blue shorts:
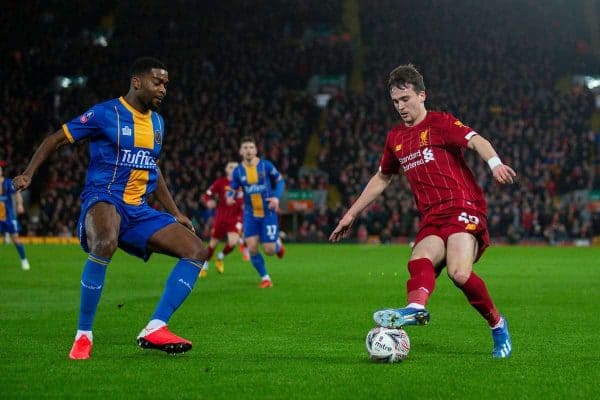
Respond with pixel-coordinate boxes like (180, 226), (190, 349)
(78, 191), (177, 261)
(243, 212), (279, 243)
(0, 219), (19, 234)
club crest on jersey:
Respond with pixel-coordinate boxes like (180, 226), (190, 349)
(419, 129), (430, 147)
(154, 130), (162, 144)
(121, 126), (132, 136)
(79, 110), (94, 124)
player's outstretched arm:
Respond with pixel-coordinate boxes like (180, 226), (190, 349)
(13, 129), (70, 191)
(15, 191), (25, 214)
(201, 189), (217, 209)
(329, 171), (392, 242)
(155, 167), (194, 232)
(467, 135), (516, 184)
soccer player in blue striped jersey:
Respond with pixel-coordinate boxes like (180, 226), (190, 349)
(227, 137), (285, 288)
(13, 57), (208, 359)
(0, 162), (30, 271)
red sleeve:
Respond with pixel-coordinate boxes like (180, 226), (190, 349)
(442, 113), (477, 148)
(379, 130), (400, 175)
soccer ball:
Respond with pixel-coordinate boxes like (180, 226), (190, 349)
(365, 326), (410, 363)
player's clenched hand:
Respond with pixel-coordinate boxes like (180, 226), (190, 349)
(267, 197), (279, 211)
(492, 164), (516, 184)
(175, 213), (195, 233)
(205, 199), (217, 209)
(225, 196), (235, 206)
(12, 174), (32, 191)
(329, 213), (355, 242)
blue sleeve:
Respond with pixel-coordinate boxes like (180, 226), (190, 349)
(266, 161), (282, 182)
(5, 179), (16, 195)
(228, 168), (240, 197)
(267, 161), (284, 198)
(152, 112), (165, 148)
(63, 104), (103, 143)
(273, 176), (285, 199)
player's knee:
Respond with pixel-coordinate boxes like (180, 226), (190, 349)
(183, 241), (208, 261)
(246, 243), (259, 255)
(89, 237), (118, 258)
(447, 268), (471, 286)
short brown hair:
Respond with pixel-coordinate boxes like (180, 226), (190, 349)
(240, 136), (256, 146)
(388, 64), (426, 93)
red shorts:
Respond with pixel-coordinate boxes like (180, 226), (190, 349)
(415, 207), (490, 265)
(211, 216), (242, 240)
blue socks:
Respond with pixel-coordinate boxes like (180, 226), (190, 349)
(15, 243), (26, 260)
(78, 254), (110, 330)
(250, 253), (268, 278)
(77, 256), (203, 332)
(151, 258), (202, 323)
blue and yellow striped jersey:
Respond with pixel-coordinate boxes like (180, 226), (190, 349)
(230, 159), (282, 218)
(0, 178), (16, 222)
(63, 97), (164, 206)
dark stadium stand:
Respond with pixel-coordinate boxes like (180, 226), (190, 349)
(1, 0), (598, 244)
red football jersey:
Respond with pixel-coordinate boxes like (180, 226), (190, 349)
(379, 111), (487, 216)
(202, 177), (243, 221)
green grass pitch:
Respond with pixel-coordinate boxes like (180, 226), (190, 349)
(0, 244), (598, 399)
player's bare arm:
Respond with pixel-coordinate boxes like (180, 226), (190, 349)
(202, 189), (217, 209)
(205, 198), (217, 209)
(13, 129), (70, 191)
(467, 134), (516, 184)
(15, 191), (25, 214)
(155, 167), (194, 232)
(329, 170), (393, 242)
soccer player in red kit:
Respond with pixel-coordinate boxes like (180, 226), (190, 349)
(330, 64), (515, 358)
(200, 161), (248, 277)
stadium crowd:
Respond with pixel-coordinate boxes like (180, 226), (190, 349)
(1, 0), (598, 244)
(313, 0), (599, 243)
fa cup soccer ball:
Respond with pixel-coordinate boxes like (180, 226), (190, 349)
(365, 326), (410, 363)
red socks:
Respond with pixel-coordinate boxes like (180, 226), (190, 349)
(205, 246), (215, 261)
(406, 258), (436, 306)
(458, 272), (501, 326)
(406, 259), (501, 327)
(222, 244), (234, 256)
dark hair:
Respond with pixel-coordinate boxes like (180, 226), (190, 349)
(130, 57), (167, 77)
(240, 136), (256, 146)
(388, 64), (426, 93)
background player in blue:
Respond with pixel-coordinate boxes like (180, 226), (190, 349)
(12, 57), (208, 360)
(227, 136), (285, 288)
(0, 162), (30, 271)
